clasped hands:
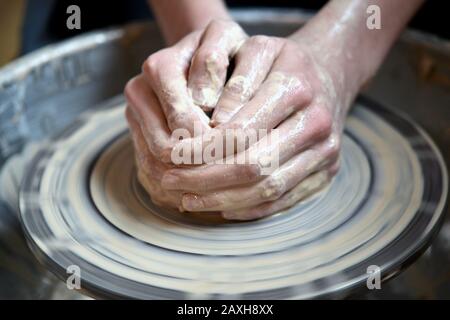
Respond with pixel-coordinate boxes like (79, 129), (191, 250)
(125, 19), (347, 220)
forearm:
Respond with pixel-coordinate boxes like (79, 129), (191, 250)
(148, 0), (231, 45)
(291, 0), (424, 107)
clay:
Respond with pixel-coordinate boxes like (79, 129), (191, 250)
(18, 99), (447, 298)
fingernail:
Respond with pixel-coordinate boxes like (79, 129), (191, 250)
(211, 109), (234, 126)
(182, 194), (203, 211)
(161, 173), (180, 189)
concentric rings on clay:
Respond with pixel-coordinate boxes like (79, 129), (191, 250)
(19, 97), (448, 299)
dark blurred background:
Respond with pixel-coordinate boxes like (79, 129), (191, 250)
(0, 0), (448, 66)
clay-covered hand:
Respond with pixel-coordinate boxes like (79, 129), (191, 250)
(161, 35), (355, 220)
(125, 75), (184, 210)
(139, 19), (247, 136)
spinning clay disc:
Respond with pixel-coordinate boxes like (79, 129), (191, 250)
(19, 97), (448, 299)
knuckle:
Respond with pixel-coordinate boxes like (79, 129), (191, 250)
(325, 134), (341, 159)
(302, 81), (314, 102)
(261, 177), (285, 201)
(310, 105), (333, 138)
(167, 110), (189, 129)
(208, 19), (240, 32)
(225, 75), (251, 98)
(240, 164), (261, 181)
(246, 35), (283, 51)
(207, 19), (227, 29)
(268, 72), (313, 106)
(135, 151), (151, 172)
(142, 49), (171, 79)
(292, 48), (310, 65)
(291, 79), (313, 103)
(124, 77), (138, 102)
(238, 36), (281, 60)
(329, 162), (340, 176)
(142, 54), (160, 79)
(124, 76), (145, 108)
(124, 106), (134, 123)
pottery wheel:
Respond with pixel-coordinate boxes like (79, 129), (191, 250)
(19, 97), (448, 299)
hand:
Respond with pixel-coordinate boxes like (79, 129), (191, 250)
(138, 19), (247, 136)
(161, 35), (353, 220)
(125, 76), (183, 210)
(125, 19), (247, 209)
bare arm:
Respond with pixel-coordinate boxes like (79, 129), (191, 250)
(148, 0), (231, 45)
(291, 0), (424, 110)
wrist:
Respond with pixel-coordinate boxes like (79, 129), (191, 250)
(289, 33), (361, 116)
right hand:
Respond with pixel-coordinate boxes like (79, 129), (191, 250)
(125, 76), (183, 210)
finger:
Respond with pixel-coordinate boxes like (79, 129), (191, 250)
(142, 32), (210, 134)
(214, 46), (316, 131)
(126, 106), (173, 179)
(136, 160), (185, 210)
(162, 104), (333, 191)
(211, 36), (284, 126)
(125, 76), (174, 161)
(162, 163), (261, 191)
(165, 68), (317, 166)
(127, 110), (184, 210)
(180, 139), (339, 212)
(137, 169), (183, 210)
(222, 167), (335, 220)
(187, 20), (247, 110)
